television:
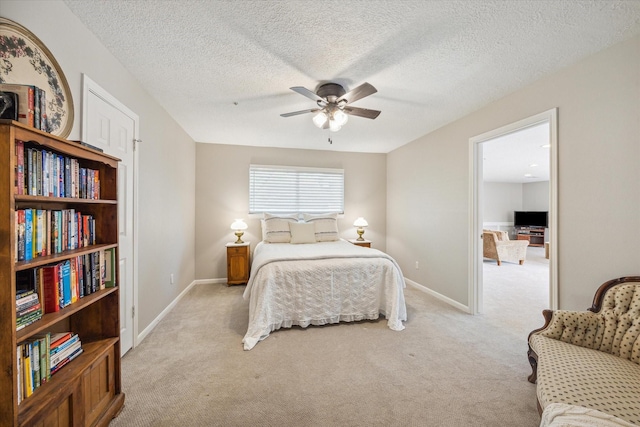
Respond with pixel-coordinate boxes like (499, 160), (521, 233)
(514, 211), (548, 228)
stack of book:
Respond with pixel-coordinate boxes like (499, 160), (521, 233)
(49, 332), (83, 375)
(14, 140), (102, 198)
(16, 332), (83, 403)
(14, 207), (96, 262)
(16, 290), (43, 331)
(0, 83), (48, 132)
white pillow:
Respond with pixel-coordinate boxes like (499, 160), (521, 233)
(289, 222), (316, 244)
(302, 212), (339, 242)
(263, 213), (298, 243)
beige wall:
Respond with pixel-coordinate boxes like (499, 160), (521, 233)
(2, 0), (197, 332)
(388, 35), (640, 311)
(195, 144), (386, 280)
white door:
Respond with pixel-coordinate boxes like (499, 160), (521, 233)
(82, 75), (138, 355)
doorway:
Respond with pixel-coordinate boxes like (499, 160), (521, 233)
(469, 109), (558, 316)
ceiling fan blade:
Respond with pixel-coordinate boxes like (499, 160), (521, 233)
(280, 108), (320, 118)
(290, 86), (326, 104)
(343, 106), (381, 119)
(337, 82), (377, 105)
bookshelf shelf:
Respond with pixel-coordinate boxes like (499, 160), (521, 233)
(15, 195), (118, 204)
(15, 243), (118, 272)
(16, 288), (118, 342)
(0, 120), (124, 426)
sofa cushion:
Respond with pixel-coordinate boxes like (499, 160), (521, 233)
(530, 334), (640, 425)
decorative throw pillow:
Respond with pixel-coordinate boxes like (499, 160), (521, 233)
(302, 212), (339, 242)
(262, 213), (298, 243)
(289, 222), (316, 244)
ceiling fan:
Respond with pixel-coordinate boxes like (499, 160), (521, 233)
(280, 82), (381, 132)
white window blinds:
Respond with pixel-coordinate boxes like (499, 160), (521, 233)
(249, 164), (344, 214)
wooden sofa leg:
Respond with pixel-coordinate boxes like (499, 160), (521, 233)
(527, 348), (538, 384)
(497, 260), (501, 266)
(519, 260), (524, 265)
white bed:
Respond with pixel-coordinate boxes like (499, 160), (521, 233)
(242, 239), (407, 350)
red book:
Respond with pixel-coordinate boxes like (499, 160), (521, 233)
(41, 264), (60, 313)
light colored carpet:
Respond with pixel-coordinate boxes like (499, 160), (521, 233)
(110, 251), (548, 426)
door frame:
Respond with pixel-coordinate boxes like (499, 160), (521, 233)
(468, 108), (558, 314)
(81, 74), (140, 349)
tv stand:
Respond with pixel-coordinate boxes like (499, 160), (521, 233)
(516, 227), (545, 247)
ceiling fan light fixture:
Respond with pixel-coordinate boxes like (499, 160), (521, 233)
(329, 119), (342, 132)
(313, 111), (328, 128)
(332, 109), (348, 126)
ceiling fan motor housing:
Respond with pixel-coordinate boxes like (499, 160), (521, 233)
(316, 83), (346, 103)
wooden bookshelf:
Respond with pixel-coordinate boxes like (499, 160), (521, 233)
(0, 120), (124, 426)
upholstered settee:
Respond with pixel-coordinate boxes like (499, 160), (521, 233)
(482, 229), (529, 266)
(528, 276), (640, 426)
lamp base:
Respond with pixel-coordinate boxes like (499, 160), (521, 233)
(234, 231), (244, 244)
(356, 228), (365, 241)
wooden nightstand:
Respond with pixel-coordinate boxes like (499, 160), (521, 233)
(349, 239), (371, 248)
(226, 242), (250, 285)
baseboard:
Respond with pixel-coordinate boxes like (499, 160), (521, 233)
(404, 278), (471, 314)
(137, 278), (227, 344)
(193, 278), (227, 285)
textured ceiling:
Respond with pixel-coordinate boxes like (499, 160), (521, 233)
(63, 0), (640, 156)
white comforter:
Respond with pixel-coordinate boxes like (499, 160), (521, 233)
(242, 239), (407, 350)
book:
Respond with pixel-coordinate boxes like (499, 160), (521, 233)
(31, 340), (40, 390)
(104, 248), (117, 288)
(35, 149), (42, 196)
(99, 249), (106, 290)
(33, 86), (41, 130)
(24, 208), (33, 261)
(16, 346), (22, 404)
(16, 209), (25, 261)
(41, 264), (60, 313)
(60, 260), (72, 308)
(39, 89), (47, 132)
(22, 343), (32, 398)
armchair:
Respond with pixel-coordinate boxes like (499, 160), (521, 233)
(482, 229), (529, 266)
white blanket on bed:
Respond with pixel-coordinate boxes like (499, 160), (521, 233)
(242, 240), (407, 350)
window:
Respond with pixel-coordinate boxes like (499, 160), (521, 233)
(249, 164), (344, 214)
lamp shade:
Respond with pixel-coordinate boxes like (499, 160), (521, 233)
(230, 219), (248, 231)
(313, 111), (328, 128)
(333, 109), (348, 126)
(353, 217), (368, 227)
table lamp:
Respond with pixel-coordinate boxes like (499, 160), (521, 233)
(230, 219), (248, 244)
(353, 217), (368, 241)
